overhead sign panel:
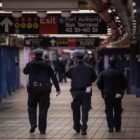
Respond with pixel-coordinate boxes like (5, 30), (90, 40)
(40, 16), (58, 34)
(58, 14), (107, 34)
(0, 14), (39, 34)
(0, 14), (107, 34)
(76, 38), (100, 48)
(24, 37), (100, 49)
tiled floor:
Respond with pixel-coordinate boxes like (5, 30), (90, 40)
(0, 83), (140, 140)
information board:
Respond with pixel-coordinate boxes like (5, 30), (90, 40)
(58, 14), (107, 34)
(24, 37), (100, 48)
(0, 14), (107, 34)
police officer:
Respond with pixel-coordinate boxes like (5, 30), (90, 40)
(96, 56), (127, 133)
(66, 50), (97, 135)
(23, 48), (60, 134)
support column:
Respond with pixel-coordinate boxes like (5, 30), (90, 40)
(130, 44), (136, 94)
(134, 42), (140, 97)
(0, 48), (2, 102)
(1, 48), (8, 98)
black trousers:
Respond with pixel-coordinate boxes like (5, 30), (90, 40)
(104, 97), (122, 129)
(28, 92), (50, 132)
(71, 90), (91, 132)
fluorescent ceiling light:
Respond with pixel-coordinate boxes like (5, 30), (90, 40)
(134, 9), (137, 13)
(22, 11), (36, 14)
(47, 11), (61, 14)
(108, 9), (112, 13)
(115, 16), (119, 20)
(48, 34), (108, 38)
(0, 11), (12, 13)
(47, 10), (96, 14)
(72, 10), (96, 13)
(133, 2), (136, 6)
(0, 2), (2, 7)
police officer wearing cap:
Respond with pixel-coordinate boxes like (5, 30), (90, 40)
(66, 50), (97, 135)
(96, 56), (127, 133)
(23, 48), (61, 134)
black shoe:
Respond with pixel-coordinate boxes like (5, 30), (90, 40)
(76, 129), (80, 133)
(108, 128), (113, 133)
(115, 128), (121, 132)
(81, 131), (87, 135)
(29, 125), (37, 133)
(40, 131), (46, 134)
(73, 127), (80, 133)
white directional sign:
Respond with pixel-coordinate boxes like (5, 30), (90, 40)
(0, 17), (13, 32)
(50, 38), (56, 46)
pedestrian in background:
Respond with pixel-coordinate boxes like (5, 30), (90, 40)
(52, 57), (64, 83)
(96, 56), (127, 133)
(23, 48), (61, 134)
(66, 50), (97, 135)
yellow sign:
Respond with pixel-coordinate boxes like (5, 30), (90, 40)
(15, 23), (20, 28)
(14, 22), (39, 29)
(27, 23), (32, 29)
(57, 39), (67, 45)
(20, 23), (26, 29)
(33, 23), (39, 29)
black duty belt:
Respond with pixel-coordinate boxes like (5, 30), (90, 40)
(73, 87), (86, 91)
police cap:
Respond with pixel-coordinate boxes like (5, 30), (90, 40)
(109, 56), (119, 66)
(74, 50), (85, 58)
(33, 48), (44, 58)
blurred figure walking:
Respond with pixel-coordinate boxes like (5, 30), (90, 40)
(66, 50), (97, 135)
(96, 56), (127, 133)
(23, 48), (60, 134)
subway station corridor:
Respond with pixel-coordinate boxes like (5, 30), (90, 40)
(0, 0), (140, 140)
(0, 83), (140, 140)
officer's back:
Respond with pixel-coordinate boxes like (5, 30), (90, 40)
(24, 60), (53, 85)
(67, 62), (96, 89)
(101, 67), (125, 92)
(66, 50), (97, 89)
(97, 56), (127, 96)
(23, 49), (59, 89)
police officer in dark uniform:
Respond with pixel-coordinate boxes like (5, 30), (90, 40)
(66, 50), (97, 135)
(96, 56), (127, 133)
(23, 48), (60, 134)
